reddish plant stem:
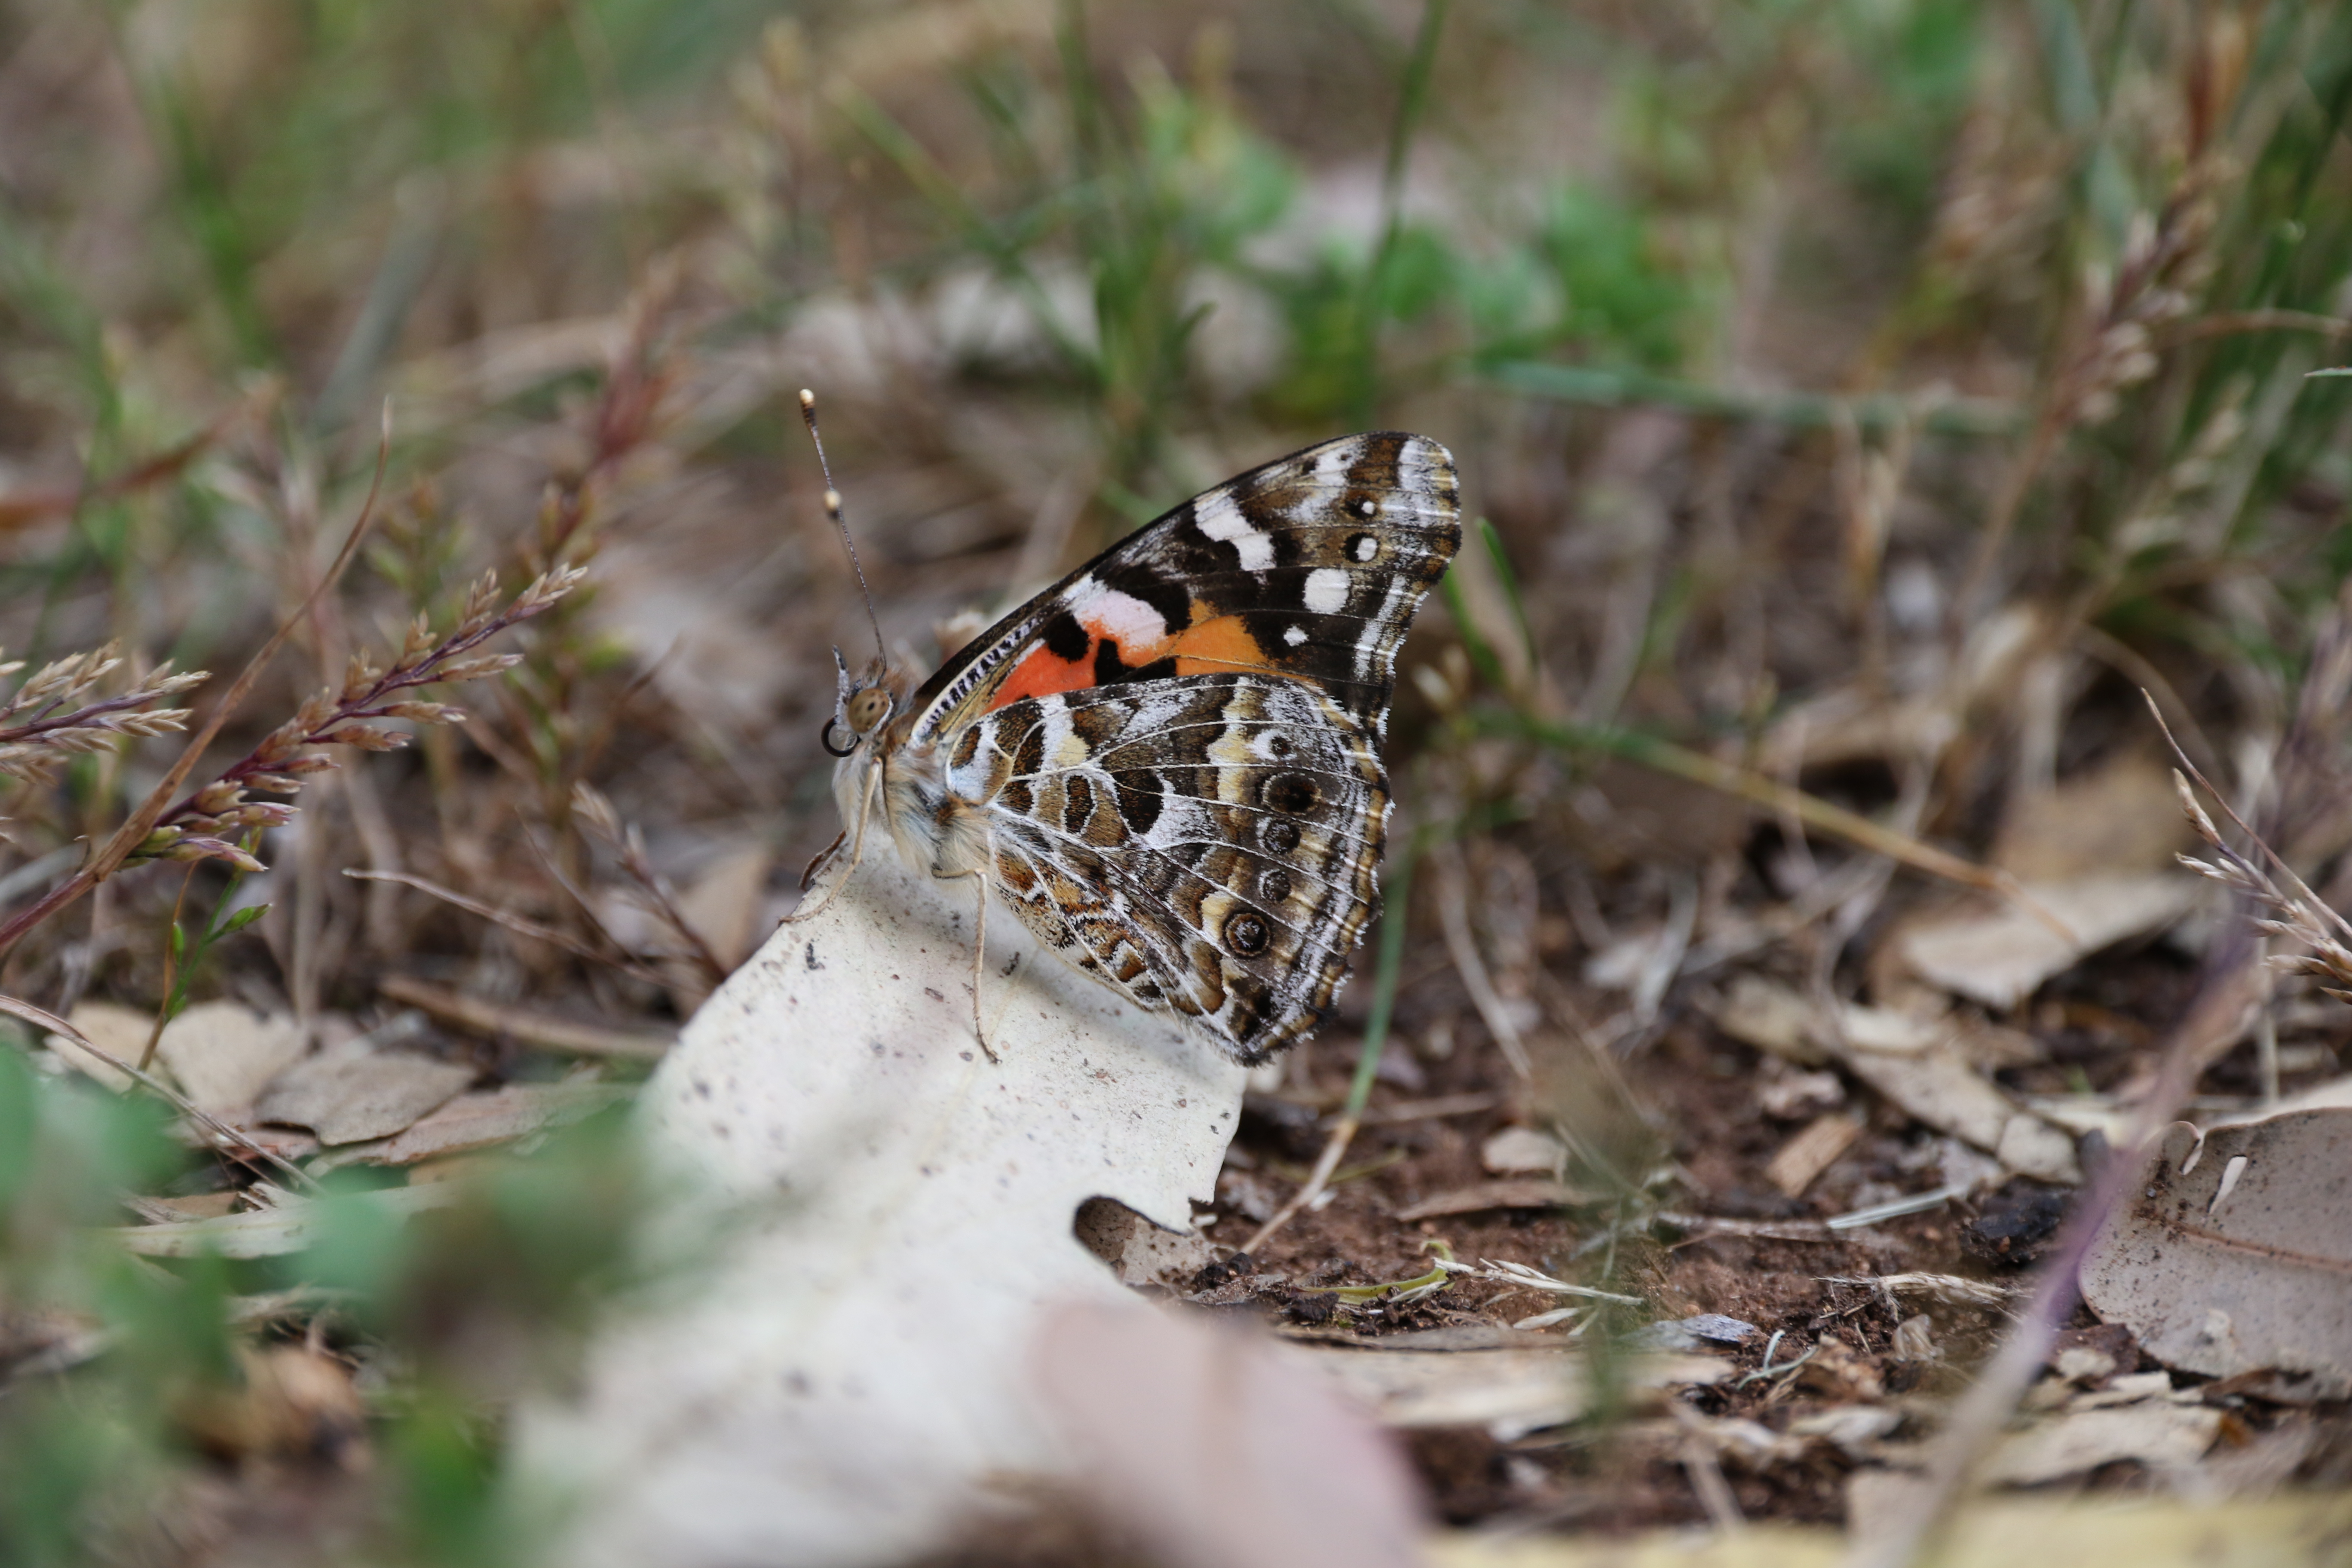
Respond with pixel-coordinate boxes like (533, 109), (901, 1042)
(0, 416), (392, 962)
(1841, 928), (2261, 1568)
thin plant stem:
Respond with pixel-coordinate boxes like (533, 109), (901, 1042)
(1350, 0), (1449, 428)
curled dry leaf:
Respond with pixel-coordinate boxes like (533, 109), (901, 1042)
(512, 852), (1246, 1568)
(2081, 1110), (2352, 1396)
(1895, 873), (2199, 1011)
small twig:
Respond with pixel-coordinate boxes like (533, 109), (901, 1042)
(377, 975), (671, 1059)
(0, 993), (321, 1192)
(1476, 710), (2073, 942)
(571, 783), (725, 982)
(343, 869), (671, 986)
(1429, 841), (1533, 1081)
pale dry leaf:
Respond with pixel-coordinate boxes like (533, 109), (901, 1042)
(1712, 978), (2078, 1183)
(253, 1048), (475, 1144)
(113, 1185), (460, 1259)
(676, 841), (775, 972)
(1831, 1482), (2352, 1568)
(1284, 1345), (1728, 1439)
(1896, 874), (2199, 1010)
(2081, 1112), (2352, 1396)
(1031, 1301), (1428, 1568)
(512, 851), (1247, 1568)
(1981, 1403), (2223, 1485)
(1709, 973), (1822, 1063)
(45, 1000), (151, 1091)
(1480, 1125), (1567, 1175)
(1836, 1044), (2080, 1184)
(153, 1001), (307, 1119)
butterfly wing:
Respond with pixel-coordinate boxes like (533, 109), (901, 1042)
(906, 432), (1460, 744)
(942, 675), (1388, 1064)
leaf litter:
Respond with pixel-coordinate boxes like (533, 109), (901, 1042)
(6, 5), (2352, 1563)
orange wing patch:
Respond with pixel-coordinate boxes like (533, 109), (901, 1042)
(992, 643), (1096, 709)
(1168, 616), (1276, 678)
(985, 591), (1295, 713)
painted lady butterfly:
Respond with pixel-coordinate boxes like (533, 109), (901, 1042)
(793, 429), (1461, 1065)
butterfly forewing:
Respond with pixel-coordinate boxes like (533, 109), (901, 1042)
(909, 432), (1459, 744)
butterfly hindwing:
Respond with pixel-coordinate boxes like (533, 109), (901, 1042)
(943, 676), (1387, 1064)
(908, 432), (1460, 744)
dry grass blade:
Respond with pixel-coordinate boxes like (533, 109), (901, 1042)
(346, 870), (670, 986)
(377, 975), (671, 1059)
(571, 782), (726, 981)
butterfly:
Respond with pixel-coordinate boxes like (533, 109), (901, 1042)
(790, 429), (1461, 1066)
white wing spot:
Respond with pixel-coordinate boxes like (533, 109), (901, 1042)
(1303, 568), (1350, 615)
(1283, 625), (1308, 646)
(1351, 534), (1379, 562)
(1071, 582), (1169, 650)
(1194, 494), (1274, 572)
(1354, 498), (1377, 517)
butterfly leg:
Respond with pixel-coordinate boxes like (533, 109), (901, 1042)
(778, 766), (877, 927)
(932, 828), (1000, 1064)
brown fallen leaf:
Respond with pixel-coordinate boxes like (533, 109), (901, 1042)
(343, 1081), (628, 1167)
(1993, 750), (2193, 882)
(176, 1344), (369, 1471)
(2081, 1112), (2352, 1397)
(253, 1047), (475, 1145)
(1393, 1179), (1586, 1222)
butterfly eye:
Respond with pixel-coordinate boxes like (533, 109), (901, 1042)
(847, 687), (894, 733)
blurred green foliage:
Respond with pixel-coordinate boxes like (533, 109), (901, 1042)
(0, 1038), (649, 1566)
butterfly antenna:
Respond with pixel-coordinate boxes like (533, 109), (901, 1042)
(799, 388), (888, 669)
